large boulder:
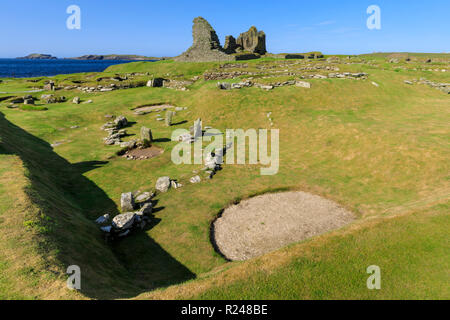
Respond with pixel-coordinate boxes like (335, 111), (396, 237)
(175, 17), (234, 62)
(112, 212), (136, 230)
(138, 203), (153, 216)
(114, 116), (128, 129)
(140, 126), (153, 146)
(236, 26), (266, 55)
(120, 192), (135, 212)
(156, 176), (171, 193)
(193, 118), (203, 140)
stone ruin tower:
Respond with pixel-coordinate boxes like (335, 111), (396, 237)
(225, 26), (267, 55)
(175, 17), (233, 62)
(175, 17), (267, 62)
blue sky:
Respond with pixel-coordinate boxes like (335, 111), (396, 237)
(1, 0), (449, 58)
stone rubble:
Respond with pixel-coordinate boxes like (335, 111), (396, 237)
(216, 73), (366, 91)
(101, 116), (129, 145)
(405, 78), (449, 94)
(99, 191), (155, 239)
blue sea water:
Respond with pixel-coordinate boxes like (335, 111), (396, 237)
(0, 59), (155, 78)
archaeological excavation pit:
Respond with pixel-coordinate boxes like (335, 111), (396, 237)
(212, 191), (355, 261)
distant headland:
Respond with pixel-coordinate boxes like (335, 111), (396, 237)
(16, 53), (58, 60)
(15, 53), (160, 61)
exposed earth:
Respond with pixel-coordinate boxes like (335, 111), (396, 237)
(213, 191), (355, 261)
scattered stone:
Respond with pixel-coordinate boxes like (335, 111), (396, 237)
(120, 192), (135, 212)
(140, 126), (153, 146)
(156, 176), (171, 193)
(95, 214), (110, 225)
(190, 175), (201, 184)
(205, 170), (215, 179)
(112, 212), (136, 230)
(135, 192), (153, 203)
(259, 85), (274, 91)
(295, 81), (311, 88)
(171, 180), (182, 189)
(217, 82), (232, 90)
(193, 118), (203, 141)
(72, 96), (80, 104)
(114, 116), (128, 128)
(120, 140), (137, 149)
(204, 152), (218, 170)
(138, 203), (153, 216)
(372, 81), (379, 87)
(165, 110), (174, 126)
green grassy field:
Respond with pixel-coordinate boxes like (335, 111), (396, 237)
(0, 54), (449, 299)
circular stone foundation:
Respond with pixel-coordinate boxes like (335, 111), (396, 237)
(212, 191), (355, 261)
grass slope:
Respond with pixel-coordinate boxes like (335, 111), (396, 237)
(0, 54), (448, 299)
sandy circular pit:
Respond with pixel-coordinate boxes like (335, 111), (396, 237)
(212, 191), (355, 261)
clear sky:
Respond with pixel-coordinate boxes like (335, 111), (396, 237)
(1, 0), (449, 58)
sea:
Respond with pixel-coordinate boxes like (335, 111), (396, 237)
(0, 59), (155, 78)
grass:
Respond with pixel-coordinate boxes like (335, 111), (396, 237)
(140, 202), (449, 300)
(0, 53), (449, 299)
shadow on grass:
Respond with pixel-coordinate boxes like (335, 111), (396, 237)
(171, 120), (188, 126)
(0, 112), (195, 299)
(153, 138), (171, 143)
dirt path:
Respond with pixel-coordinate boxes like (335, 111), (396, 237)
(213, 191), (355, 261)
